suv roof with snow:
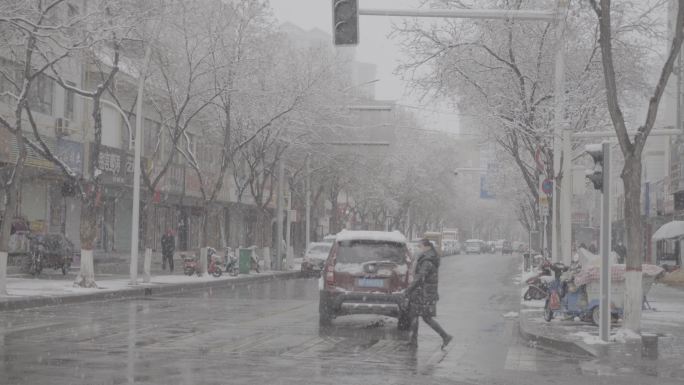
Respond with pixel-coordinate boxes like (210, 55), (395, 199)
(334, 230), (407, 244)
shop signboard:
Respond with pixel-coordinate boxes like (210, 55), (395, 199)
(3, 132), (83, 174)
(93, 143), (139, 186)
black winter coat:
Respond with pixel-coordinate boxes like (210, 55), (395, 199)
(407, 248), (440, 317)
(161, 234), (175, 256)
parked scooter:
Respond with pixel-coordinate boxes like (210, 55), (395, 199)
(182, 247), (223, 277)
(523, 259), (552, 301)
(205, 247), (223, 278)
(224, 247), (239, 276)
(544, 262), (568, 321)
(183, 254), (199, 276)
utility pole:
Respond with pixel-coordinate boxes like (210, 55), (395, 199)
(305, 155), (311, 247)
(551, 0), (568, 263)
(600, 142), (612, 341)
(129, 37), (153, 285)
(129, 5), (164, 285)
(275, 160), (285, 270)
(561, 129), (572, 264)
(286, 209), (292, 269)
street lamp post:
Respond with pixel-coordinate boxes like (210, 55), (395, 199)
(129, 41), (154, 285)
(305, 155), (310, 248)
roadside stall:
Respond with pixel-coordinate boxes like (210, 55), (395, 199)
(543, 247), (663, 325)
(652, 221), (684, 266)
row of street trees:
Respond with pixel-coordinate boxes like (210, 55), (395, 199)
(394, 0), (683, 332)
(0, 0), (352, 289)
(0, 0), (468, 292)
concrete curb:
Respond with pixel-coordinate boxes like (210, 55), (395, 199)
(518, 309), (598, 357)
(0, 271), (306, 312)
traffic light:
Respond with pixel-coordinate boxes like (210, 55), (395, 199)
(333, 0), (358, 45)
(585, 143), (604, 192)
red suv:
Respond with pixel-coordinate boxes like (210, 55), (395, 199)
(318, 230), (413, 329)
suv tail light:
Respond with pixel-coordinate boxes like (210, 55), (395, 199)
(405, 252), (412, 284)
(325, 246), (337, 287)
(325, 263), (335, 286)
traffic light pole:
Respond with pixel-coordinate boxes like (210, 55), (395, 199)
(600, 142), (611, 341)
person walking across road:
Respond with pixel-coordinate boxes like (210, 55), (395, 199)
(406, 238), (453, 349)
(161, 229), (176, 273)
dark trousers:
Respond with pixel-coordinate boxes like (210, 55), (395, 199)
(409, 314), (449, 345)
(162, 253), (174, 272)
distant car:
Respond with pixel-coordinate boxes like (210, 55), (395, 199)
(494, 240), (505, 253)
(502, 240), (513, 254)
(319, 230), (413, 329)
(300, 242), (332, 274)
(465, 239), (483, 254)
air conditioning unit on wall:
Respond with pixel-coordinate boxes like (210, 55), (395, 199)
(55, 117), (77, 137)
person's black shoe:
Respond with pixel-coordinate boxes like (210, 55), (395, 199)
(441, 335), (453, 350)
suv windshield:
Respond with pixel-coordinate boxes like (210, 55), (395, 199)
(336, 240), (406, 264)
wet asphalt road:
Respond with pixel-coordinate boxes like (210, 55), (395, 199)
(0, 253), (679, 385)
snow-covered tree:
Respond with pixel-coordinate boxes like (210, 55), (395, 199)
(393, 0), (648, 246)
(589, 0), (684, 332)
(1, 0), (140, 288)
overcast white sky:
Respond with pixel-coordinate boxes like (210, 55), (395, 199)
(268, 0), (461, 135)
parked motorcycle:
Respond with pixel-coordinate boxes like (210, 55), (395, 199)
(207, 248), (223, 278)
(27, 242), (44, 277)
(225, 248), (239, 277)
(182, 248), (223, 278)
(183, 254), (199, 276)
(543, 262), (571, 322)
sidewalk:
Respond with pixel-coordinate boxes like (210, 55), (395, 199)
(0, 269), (304, 312)
(518, 273), (684, 378)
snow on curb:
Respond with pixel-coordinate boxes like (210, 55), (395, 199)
(0, 271), (304, 311)
(572, 328), (641, 345)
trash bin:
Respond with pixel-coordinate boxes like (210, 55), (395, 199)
(239, 248), (252, 274)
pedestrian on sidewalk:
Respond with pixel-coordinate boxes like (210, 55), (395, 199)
(161, 229), (175, 273)
(406, 238), (453, 349)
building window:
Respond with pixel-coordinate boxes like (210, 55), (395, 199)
(28, 72), (54, 115)
(64, 81), (75, 120)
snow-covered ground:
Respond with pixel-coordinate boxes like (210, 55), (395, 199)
(0, 270), (279, 299)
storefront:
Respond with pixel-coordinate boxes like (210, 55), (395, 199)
(93, 143), (143, 253)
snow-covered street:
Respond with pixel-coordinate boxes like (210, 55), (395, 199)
(0, 253), (681, 385)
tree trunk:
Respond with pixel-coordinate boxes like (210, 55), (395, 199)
(255, 209), (271, 248)
(200, 205), (208, 248)
(0, 122), (28, 295)
(622, 154), (643, 332)
(75, 183), (98, 288)
(0, 166), (22, 295)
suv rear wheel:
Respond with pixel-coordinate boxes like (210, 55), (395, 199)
(319, 296), (333, 326)
(397, 311), (412, 330)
